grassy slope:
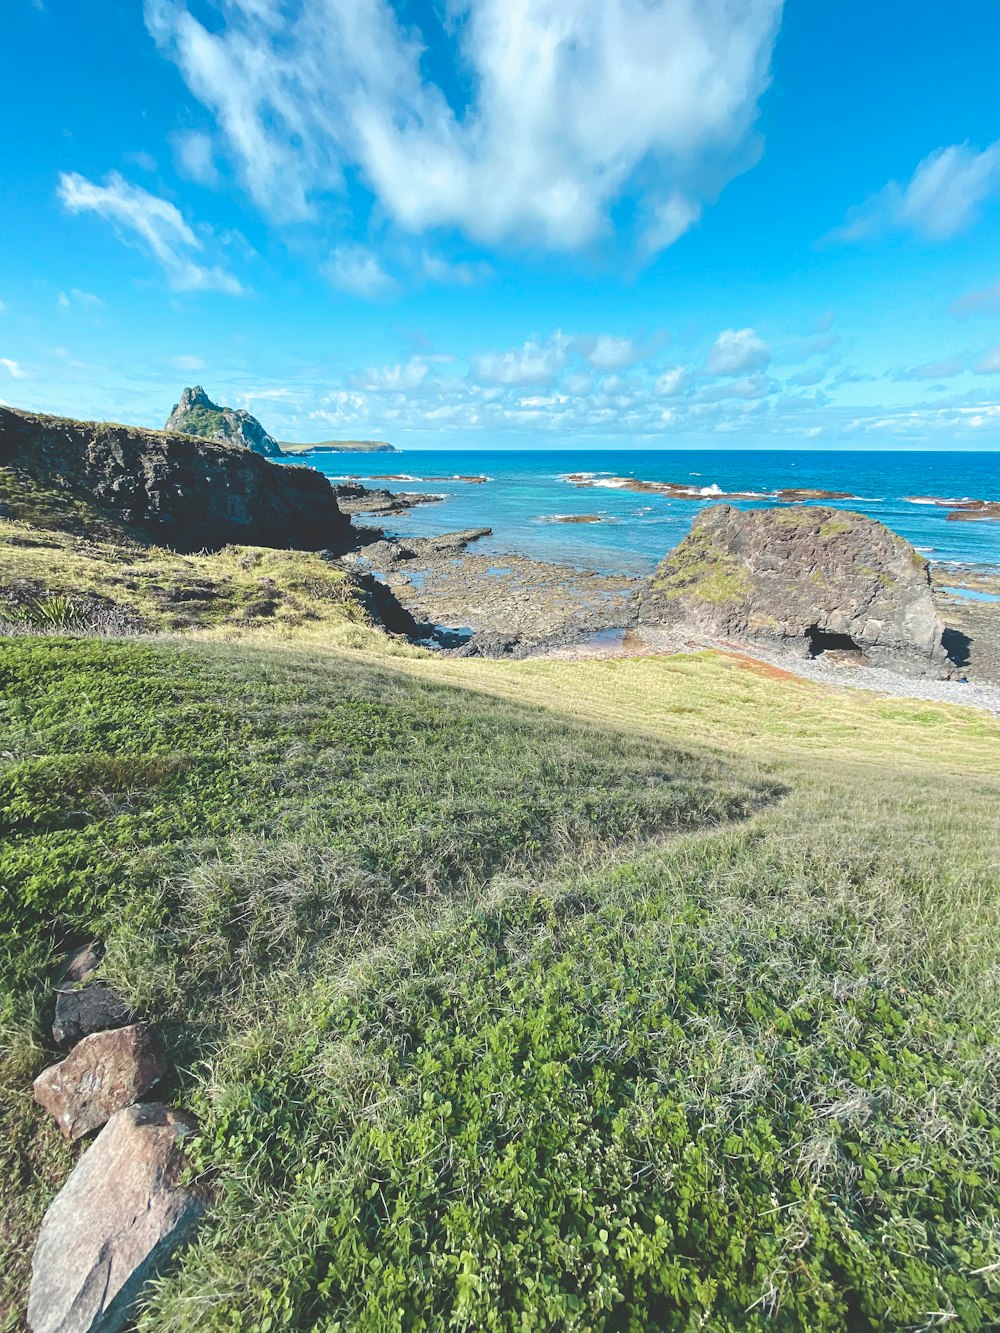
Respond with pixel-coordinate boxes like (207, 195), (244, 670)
(1, 628), (998, 1330)
(0, 517), (389, 642)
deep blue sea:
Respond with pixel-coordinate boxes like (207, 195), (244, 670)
(287, 450), (1000, 576)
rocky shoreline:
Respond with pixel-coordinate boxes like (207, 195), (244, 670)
(344, 480), (1000, 699)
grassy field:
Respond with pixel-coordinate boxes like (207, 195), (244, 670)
(1, 629), (998, 1331)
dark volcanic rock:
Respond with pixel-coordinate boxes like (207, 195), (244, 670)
(27, 1103), (204, 1333)
(639, 505), (947, 676)
(33, 1023), (167, 1140)
(165, 385), (282, 457)
(0, 405), (351, 552)
(452, 631), (528, 658)
(52, 982), (133, 1049)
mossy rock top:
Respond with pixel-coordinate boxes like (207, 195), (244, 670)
(640, 504), (946, 675)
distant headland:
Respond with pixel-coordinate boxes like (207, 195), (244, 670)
(279, 439), (397, 455)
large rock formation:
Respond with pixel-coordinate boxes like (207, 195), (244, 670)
(165, 385), (282, 457)
(0, 404), (351, 552)
(27, 1103), (204, 1333)
(640, 505), (948, 675)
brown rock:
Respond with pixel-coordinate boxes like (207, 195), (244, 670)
(33, 1024), (166, 1140)
(26, 1103), (204, 1333)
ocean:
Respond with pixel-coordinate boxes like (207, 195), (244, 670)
(284, 449), (1000, 576)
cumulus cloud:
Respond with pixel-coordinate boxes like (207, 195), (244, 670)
(324, 244), (397, 299)
(357, 357), (429, 391)
(0, 358), (26, 379)
(57, 171), (245, 294)
(144, 0), (783, 254)
(706, 327), (771, 375)
(655, 366), (687, 396)
(831, 140), (1000, 243)
(472, 333), (571, 386)
(172, 130), (219, 186)
(575, 335), (642, 372)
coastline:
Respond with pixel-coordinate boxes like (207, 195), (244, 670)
(343, 476), (1000, 713)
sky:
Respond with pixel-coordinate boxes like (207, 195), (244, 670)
(2, 1), (1000, 451)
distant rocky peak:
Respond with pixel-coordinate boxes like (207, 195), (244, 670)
(173, 385), (215, 413)
(164, 386), (282, 458)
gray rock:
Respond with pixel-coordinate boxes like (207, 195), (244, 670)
(34, 1024), (167, 1140)
(27, 1103), (204, 1333)
(639, 505), (948, 676)
(57, 943), (101, 986)
(164, 385), (282, 457)
(0, 404), (350, 553)
(52, 983), (133, 1049)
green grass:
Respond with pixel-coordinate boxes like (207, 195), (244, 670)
(1, 636), (998, 1330)
(0, 517), (385, 639)
(650, 526), (750, 605)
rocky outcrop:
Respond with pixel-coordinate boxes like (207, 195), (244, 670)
(165, 385), (282, 457)
(33, 1024), (167, 1140)
(0, 405), (351, 552)
(27, 1103), (204, 1333)
(640, 505), (948, 675)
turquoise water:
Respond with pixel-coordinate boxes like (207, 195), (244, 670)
(941, 587), (1000, 603)
(284, 449), (1000, 576)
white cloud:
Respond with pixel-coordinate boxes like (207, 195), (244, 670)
(125, 149), (158, 172)
(172, 130), (219, 186)
(357, 357), (428, 391)
(974, 344), (1000, 375)
(644, 193), (702, 254)
(953, 280), (1000, 316)
(706, 327), (771, 375)
(0, 299), (6, 313)
(655, 366), (687, 396)
(697, 372), (774, 402)
(894, 357), (964, 381)
(576, 334), (640, 372)
(420, 252), (491, 286)
(325, 244), (397, 299)
(145, 0), (783, 254)
(786, 367), (825, 387)
(832, 140), (1000, 243)
(0, 358), (26, 379)
(472, 333), (571, 386)
(168, 354), (206, 371)
(57, 171), (245, 294)
(58, 288), (104, 309)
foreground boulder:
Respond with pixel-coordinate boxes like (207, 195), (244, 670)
(0, 404), (351, 551)
(34, 1024), (166, 1140)
(640, 505), (947, 675)
(27, 1103), (204, 1333)
(165, 384), (282, 457)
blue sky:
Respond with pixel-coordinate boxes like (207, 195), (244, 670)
(2, 0), (1000, 450)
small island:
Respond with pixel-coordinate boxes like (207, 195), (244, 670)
(279, 439), (397, 455)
